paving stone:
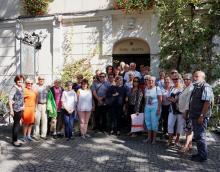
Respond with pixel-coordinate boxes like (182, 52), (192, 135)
(0, 126), (220, 172)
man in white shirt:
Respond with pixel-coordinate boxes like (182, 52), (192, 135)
(124, 62), (141, 82)
(33, 76), (48, 140)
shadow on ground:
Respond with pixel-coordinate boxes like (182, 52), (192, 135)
(0, 125), (220, 172)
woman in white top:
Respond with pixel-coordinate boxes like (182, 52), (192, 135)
(77, 79), (93, 139)
(61, 81), (77, 141)
(144, 76), (162, 144)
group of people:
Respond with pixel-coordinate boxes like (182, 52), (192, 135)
(8, 61), (213, 163)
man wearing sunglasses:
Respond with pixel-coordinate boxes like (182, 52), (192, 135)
(33, 76), (49, 140)
(92, 73), (109, 132)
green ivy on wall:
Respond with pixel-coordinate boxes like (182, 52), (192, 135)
(22, 0), (53, 16)
(113, 0), (155, 13)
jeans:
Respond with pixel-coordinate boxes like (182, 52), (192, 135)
(12, 111), (22, 142)
(144, 103), (159, 132)
(192, 117), (208, 160)
(63, 110), (75, 139)
(34, 104), (48, 138)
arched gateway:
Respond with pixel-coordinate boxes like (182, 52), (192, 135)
(112, 38), (150, 69)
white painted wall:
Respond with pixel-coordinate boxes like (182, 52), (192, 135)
(0, 0), (20, 18)
(0, 23), (17, 90)
(0, 0), (113, 18)
(49, 0), (113, 14)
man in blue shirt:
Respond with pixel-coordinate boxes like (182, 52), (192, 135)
(92, 73), (109, 132)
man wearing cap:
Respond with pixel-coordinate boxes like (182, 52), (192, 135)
(33, 75), (49, 140)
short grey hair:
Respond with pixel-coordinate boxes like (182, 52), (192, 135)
(25, 78), (33, 83)
(149, 76), (156, 81)
(183, 73), (192, 80)
(195, 70), (206, 79)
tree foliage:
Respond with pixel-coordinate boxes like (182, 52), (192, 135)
(22, 0), (53, 16)
(61, 58), (93, 87)
(157, 0), (220, 81)
(113, 0), (155, 13)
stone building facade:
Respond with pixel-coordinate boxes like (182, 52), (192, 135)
(0, 0), (160, 89)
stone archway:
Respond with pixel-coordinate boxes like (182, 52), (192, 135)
(112, 38), (150, 69)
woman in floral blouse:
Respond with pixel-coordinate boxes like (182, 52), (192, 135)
(127, 77), (143, 136)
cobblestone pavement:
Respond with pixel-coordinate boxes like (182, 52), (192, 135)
(0, 125), (220, 172)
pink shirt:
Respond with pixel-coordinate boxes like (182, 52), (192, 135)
(54, 87), (62, 112)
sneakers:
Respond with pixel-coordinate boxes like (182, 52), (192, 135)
(151, 140), (156, 145)
(33, 136), (40, 141)
(142, 138), (151, 143)
(27, 136), (33, 142)
(191, 154), (207, 162)
(81, 135), (86, 139)
(85, 134), (91, 138)
(40, 136), (47, 140)
(20, 137), (27, 142)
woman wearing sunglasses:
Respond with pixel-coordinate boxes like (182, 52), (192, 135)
(167, 74), (184, 147)
(127, 77), (143, 136)
(21, 78), (37, 142)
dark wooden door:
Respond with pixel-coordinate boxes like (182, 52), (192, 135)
(112, 54), (150, 70)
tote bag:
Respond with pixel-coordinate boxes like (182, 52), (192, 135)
(130, 113), (144, 133)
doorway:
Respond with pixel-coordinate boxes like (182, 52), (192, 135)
(112, 38), (150, 70)
(112, 54), (150, 70)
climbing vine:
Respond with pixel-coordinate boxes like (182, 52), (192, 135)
(22, 0), (53, 16)
(113, 0), (155, 13)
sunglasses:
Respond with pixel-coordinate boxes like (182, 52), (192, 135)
(171, 71), (178, 74)
(26, 83), (33, 85)
(183, 79), (191, 81)
(133, 80), (139, 83)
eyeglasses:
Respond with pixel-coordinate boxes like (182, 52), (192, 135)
(172, 78), (179, 81)
(144, 79), (148, 81)
(133, 80), (139, 83)
(183, 79), (191, 81)
(99, 76), (105, 78)
(171, 71), (178, 74)
(26, 83), (33, 85)
(17, 81), (23, 83)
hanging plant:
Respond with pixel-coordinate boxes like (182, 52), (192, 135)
(113, 0), (156, 14)
(22, 0), (53, 16)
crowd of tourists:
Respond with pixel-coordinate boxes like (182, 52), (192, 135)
(8, 62), (213, 162)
